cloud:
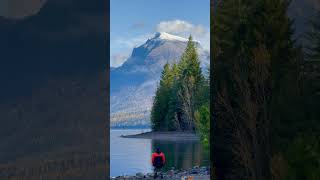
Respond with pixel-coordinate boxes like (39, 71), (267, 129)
(156, 20), (210, 50)
(156, 20), (207, 36)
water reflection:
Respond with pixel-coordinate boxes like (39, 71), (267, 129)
(151, 140), (209, 172)
(110, 129), (209, 177)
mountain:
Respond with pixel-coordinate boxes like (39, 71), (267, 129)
(110, 32), (210, 127)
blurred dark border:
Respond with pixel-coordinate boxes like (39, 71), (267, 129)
(0, 0), (110, 179)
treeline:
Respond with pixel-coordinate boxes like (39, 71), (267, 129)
(151, 36), (210, 144)
(213, 0), (319, 180)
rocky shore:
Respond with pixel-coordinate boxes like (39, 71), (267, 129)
(110, 166), (210, 180)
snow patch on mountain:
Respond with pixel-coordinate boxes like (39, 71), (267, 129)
(153, 32), (189, 42)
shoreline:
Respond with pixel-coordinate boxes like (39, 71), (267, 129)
(111, 166), (210, 180)
(120, 131), (200, 141)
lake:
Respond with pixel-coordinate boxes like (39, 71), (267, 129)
(110, 129), (210, 177)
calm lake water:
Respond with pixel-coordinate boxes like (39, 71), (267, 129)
(110, 129), (210, 177)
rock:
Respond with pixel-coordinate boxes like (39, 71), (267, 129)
(113, 166), (210, 180)
(146, 173), (154, 177)
(168, 170), (175, 176)
(190, 169), (198, 174)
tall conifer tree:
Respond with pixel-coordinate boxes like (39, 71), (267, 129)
(305, 11), (320, 61)
(151, 63), (172, 131)
(177, 36), (203, 131)
(213, 0), (299, 179)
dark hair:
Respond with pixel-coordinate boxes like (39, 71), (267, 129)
(156, 148), (161, 154)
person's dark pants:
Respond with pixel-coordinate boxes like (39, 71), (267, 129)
(154, 166), (163, 179)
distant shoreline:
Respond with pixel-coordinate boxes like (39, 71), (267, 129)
(120, 131), (200, 141)
(110, 125), (151, 130)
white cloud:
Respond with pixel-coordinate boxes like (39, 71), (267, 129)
(156, 20), (210, 50)
(156, 20), (207, 36)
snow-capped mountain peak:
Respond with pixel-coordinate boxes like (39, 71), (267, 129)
(152, 32), (189, 42)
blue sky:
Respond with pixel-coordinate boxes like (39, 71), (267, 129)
(111, 0), (210, 67)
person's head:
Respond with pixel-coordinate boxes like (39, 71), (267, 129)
(156, 148), (161, 154)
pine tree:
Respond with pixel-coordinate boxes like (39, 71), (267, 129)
(305, 11), (320, 61)
(151, 36), (206, 132)
(282, 11), (320, 180)
(179, 36), (203, 82)
(151, 63), (173, 131)
(194, 67), (210, 146)
(176, 36), (204, 131)
(194, 103), (210, 148)
(213, 0), (263, 178)
(164, 63), (181, 131)
(213, 0), (299, 179)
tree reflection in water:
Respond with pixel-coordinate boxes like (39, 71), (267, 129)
(151, 139), (210, 172)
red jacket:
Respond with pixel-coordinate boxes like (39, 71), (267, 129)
(152, 152), (166, 165)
